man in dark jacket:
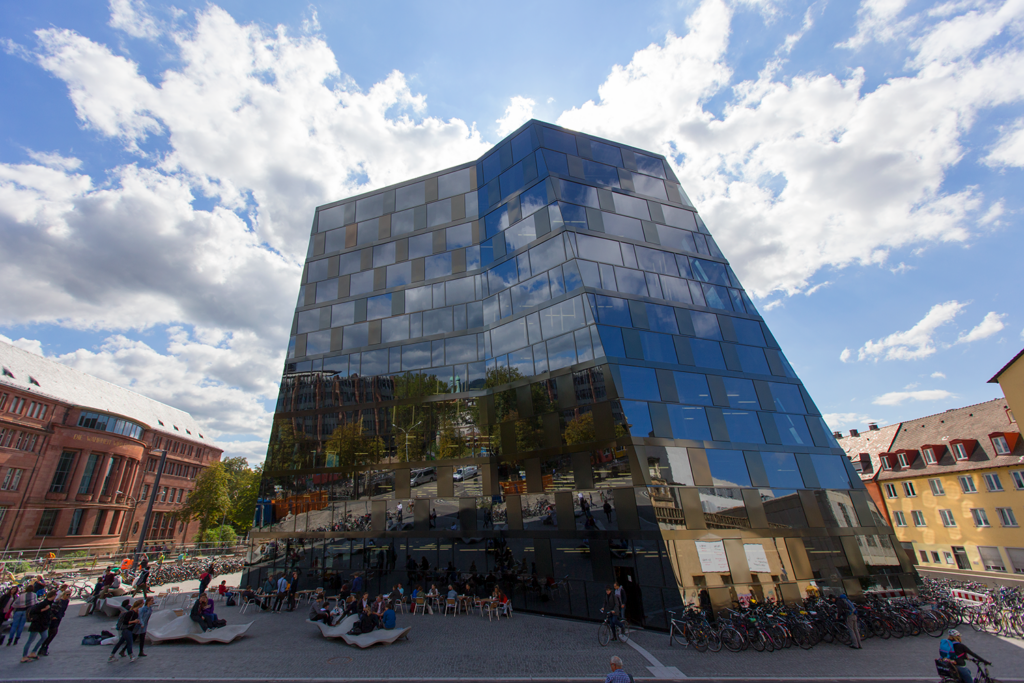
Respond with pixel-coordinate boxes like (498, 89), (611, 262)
(601, 586), (622, 640)
(287, 570), (300, 611)
(38, 589), (69, 656)
(21, 592), (53, 661)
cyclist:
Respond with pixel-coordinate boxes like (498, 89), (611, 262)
(940, 629), (990, 683)
(601, 585), (623, 640)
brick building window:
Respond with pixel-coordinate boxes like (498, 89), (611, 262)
(37, 509), (59, 536)
(78, 453), (100, 494)
(49, 451), (77, 493)
(1, 468), (23, 491)
(140, 484), (150, 501)
(67, 508), (84, 535)
(91, 510), (107, 535)
(107, 510), (121, 535)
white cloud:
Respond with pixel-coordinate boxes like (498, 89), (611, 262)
(890, 261), (914, 274)
(108, 0), (161, 39)
(986, 118), (1024, 167)
(839, 347), (852, 363)
(0, 334), (44, 356)
(873, 389), (954, 405)
(838, 0), (913, 49)
(496, 96), (536, 138)
(956, 311), (1006, 343)
(555, 0), (1024, 298)
(857, 300), (966, 361)
(823, 412), (880, 430)
(931, 371), (946, 378)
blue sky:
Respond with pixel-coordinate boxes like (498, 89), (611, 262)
(1, 0), (1022, 464)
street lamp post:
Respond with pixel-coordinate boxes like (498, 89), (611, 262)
(391, 422), (421, 462)
(134, 448), (168, 561)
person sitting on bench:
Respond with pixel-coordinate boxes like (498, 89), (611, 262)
(190, 594), (217, 631)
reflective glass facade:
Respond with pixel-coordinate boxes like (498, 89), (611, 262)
(248, 121), (912, 626)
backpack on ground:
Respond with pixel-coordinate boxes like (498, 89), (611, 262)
(225, 596), (236, 606)
(81, 634), (104, 646)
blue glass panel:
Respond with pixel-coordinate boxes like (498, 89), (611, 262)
(690, 311), (722, 339)
(721, 377), (758, 410)
(307, 259), (329, 283)
(613, 193), (650, 220)
(356, 219), (378, 245)
(728, 289), (745, 312)
(445, 336), (477, 364)
(732, 318), (766, 346)
(405, 285), (432, 312)
(315, 279), (338, 303)
(445, 277), (475, 306)
(446, 223), (473, 250)
(366, 294), (391, 320)
(382, 315), (409, 343)
(614, 267), (647, 296)
(543, 149), (569, 175)
(540, 296), (587, 338)
(621, 400), (653, 437)
(595, 296), (631, 327)
(558, 180), (600, 208)
(361, 349), (387, 375)
(373, 241), (396, 268)
(491, 317), (528, 356)
(512, 272), (551, 312)
(484, 205), (510, 239)
(702, 283), (734, 311)
(519, 181), (549, 218)
(488, 258), (518, 292)
(575, 328), (594, 362)
(769, 383), (806, 413)
(391, 208), (415, 236)
(528, 235), (566, 274)
(634, 153), (667, 178)
(763, 452), (805, 488)
(306, 330), (331, 355)
(662, 205), (697, 230)
(577, 234), (622, 265)
(646, 304), (679, 334)
(323, 355), (347, 374)
(402, 341), (431, 370)
(632, 174), (667, 201)
(558, 202), (588, 230)
(396, 181), (425, 211)
(635, 247), (678, 275)
(590, 140), (623, 167)
(581, 159), (620, 188)
(811, 454), (852, 489)
(707, 449), (751, 487)
(482, 150), (503, 184)
(639, 332), (677, 363)
(425, 253), (452, 280)
(660, 276), (692, 304)
(541, 127), (577, 156)
(676, 255), (693, 279)
(349, 271), (374, 296)
(657, 225), (696, 253)
(689, 281), (706, 307)
(690, 258), (730, 285)
(549, 267), (565, 297)
(690, 339), (726, 369)
(483, 295), (499, 325)
(466, 245), (481, 271)
(343, 323), (368, 350)
(735, 345), (771, 375)
(331, 301), (355, 327)
(499, 162), (525, 201)
(423, 307), (453, 336)
(386, 262), (412, 288)
(296, 309), (320, 334)
(598, 325), (625, 357)
(668, 405), (712, 441)
(693, 233), (710, 256)
(619, 366), (660, 400)
(438, 168), (471, 199)
(355, 193), (384, 221)
(722, 411), (765, 443)
(674, 372), (713, 405)
(427, 200), (452, 227)
(562, 261), (583, 292)
(546, 332), (577, 370)
(409, 233), (432, 259)
(509, 347), (534, 376)
(602, 212), (644, 241)
(511, 126), (538, 163)
(505, 215), (537, 252)
(775, 413), (813, 447)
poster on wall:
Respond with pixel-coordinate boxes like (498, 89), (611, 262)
(744, 543), (771, 573)
(695, 541), (730, 573)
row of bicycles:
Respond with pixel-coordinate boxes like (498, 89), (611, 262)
(922, 578), (1024, 639)
(122, 556), (244, 588)
(662, 593), (965, 653)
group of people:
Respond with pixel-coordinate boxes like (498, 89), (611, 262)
(1, 578), (72, 662)
(106, 597), (155, 662)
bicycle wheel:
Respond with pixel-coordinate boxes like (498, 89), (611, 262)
(691, 626), (709, 652)
(720, 626), (744, 652)
(750, 629), (766, 652)
(669, 623), (685, 647)
(598, 623), (611, 646)
(922, 614), (945, 637)
(834, 624), (853, 647)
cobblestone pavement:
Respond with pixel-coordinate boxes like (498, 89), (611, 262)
(2, 594), (1021, 681)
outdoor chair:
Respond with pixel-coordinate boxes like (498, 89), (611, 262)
(444, 598), (457, 616)
(413, 596), (426, 615)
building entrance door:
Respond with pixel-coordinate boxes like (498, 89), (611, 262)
(952, 546), (972, 570)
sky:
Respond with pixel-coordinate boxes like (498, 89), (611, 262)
(1, 0), (1023, 465)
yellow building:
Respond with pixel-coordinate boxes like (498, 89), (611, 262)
(872, 398), (1022, 585)
(990, 347), (1024, 424)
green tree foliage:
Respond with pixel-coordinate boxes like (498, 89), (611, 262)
(194, 524), (238, 546)
(564, 412), (596, 445)
(175, 461), (231, 535)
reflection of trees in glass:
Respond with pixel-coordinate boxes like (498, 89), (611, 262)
(266, 419), (315, 471)
(325, 420), (386, 470)
(565, 412), (596, 445)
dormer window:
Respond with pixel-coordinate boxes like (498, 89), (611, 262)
(993, 435), (1010, 455)
(952, 442), (969, 460)
(897, 453), (909, 468)
(923, 447), (936, 464)
(989, 432), (1018, 455)
(881, 455), (892, 470)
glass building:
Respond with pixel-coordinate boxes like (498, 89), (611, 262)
(247, 121), (912, 626)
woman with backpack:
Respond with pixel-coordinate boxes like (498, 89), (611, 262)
(20, 590), (53, 662)
(38, 589), (70, 656)
(108, 601), (139, 662)
(133, 597), (154, 657)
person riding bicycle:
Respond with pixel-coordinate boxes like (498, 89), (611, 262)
(940, 629), (990, 683)
(601, 585), (623, 640)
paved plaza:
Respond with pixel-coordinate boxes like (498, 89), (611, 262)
(3, 577), (1023, 682)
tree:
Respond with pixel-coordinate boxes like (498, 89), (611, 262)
(176, 461), (231, 536)
(227, 463), (262, 533)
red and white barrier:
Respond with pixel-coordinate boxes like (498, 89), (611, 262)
(950, 589), (993, 604)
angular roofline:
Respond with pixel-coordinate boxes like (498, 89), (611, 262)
(314, 118), (680, 213)
(988, 346), (1024, 383)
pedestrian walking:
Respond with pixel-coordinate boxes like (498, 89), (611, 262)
(603, 500), (613, 523)
(605, 655), (631, 683)
(198, 564), (215, 594)
(287, 570), (299, 611)
(273, 573), (288, 612)
(38, 589), (70, 656)
(839, 594), (861, 649)
(132, 596), (154, 656)
(20, 590), (53, 662)
(111, 600), (140, 661)
(7, 585), (36, 646)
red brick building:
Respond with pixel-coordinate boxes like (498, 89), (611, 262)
(0, 341), (222, 553)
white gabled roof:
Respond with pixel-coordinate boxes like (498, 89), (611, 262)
(0, 341), (210, 445)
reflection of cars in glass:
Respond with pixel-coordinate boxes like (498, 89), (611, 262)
(453, 466), (479, 481)
(410, 468), (436, 487)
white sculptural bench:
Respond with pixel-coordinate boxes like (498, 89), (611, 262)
(308, 614), (410, 648)
(145, 608), (253, 644)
